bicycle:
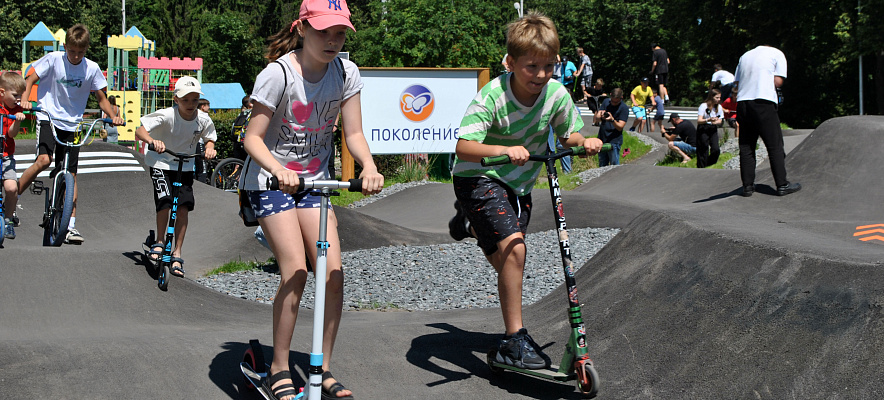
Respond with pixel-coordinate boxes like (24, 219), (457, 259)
(141, 144), (203, 291)
(209, 108), (250, 191)
(480, 143), (611, 398)
(210, 157), (244, 192)
(28, 108), (119, 246)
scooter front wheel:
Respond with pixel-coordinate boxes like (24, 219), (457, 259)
(575, 359), (600, 398)
(158, 263), (170, 291)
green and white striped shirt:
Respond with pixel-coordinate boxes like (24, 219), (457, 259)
(452, 73), (583, 196)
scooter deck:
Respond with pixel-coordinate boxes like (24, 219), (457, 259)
(489, 360), (574, 382)
(240, 362), (275, 400)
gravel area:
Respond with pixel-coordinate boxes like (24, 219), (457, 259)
(197, 227), (619, 311)
(721, 137), (769, 170)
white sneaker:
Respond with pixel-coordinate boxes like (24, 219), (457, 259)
(65, 228), (85, 244)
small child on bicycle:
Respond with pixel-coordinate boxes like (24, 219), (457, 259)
(18, 24), (124, 244)
(448, 11), (602, 370)
(241, 1), (383, 398)
(134, 76), (217, 278)
(0, 72), (26, 239)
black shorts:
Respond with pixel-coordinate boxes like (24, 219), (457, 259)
(654, 73), (669, 85)
(453, 176), (532, 256)
(37, 120), (80, 174)
(150, 167), (195, 212)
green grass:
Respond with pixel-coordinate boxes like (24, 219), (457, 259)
(206, 257), (276, 276)
(657, 151), (736, 169)
(656, 131), (737, 169)
(534, 132), (653, 191)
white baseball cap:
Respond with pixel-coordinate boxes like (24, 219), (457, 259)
(174, 76), (203, 97)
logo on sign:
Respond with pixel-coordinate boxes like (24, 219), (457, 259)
(400, 84), (434, 122)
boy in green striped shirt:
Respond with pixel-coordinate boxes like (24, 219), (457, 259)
(448, 11), (603, 369)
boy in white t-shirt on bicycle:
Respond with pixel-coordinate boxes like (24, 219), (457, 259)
(134, 76), (217, 278)
(19, 24), (124, 243)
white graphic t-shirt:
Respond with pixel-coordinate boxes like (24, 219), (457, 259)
(31, 52), (108, 131)
(243, 52), (363, 190)
(141, 106), (217, 171)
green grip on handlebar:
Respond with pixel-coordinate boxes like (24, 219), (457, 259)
(569, 144), (612, 155)
(481, 155), (512, 167)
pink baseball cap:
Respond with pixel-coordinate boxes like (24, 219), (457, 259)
(300, 0), (355, 32)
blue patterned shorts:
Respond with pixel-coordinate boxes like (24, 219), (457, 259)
(247, 189), (331, 218)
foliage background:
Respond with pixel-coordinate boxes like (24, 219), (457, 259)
(1, 0), (881, 129)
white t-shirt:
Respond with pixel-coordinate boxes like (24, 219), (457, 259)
(698, 103), (724, 121)
(141, 106), (217, 170)
(711, 70), (735, 85)
(243, 53), (363, 190)
(734, 46), (787, 103)
(32, 52), (108, 131)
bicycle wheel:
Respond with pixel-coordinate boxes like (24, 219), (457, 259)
(43, 172), (75, 247)
(211, 158), (244, 192)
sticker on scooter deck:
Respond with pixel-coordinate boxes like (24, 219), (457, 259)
(240, 362), (274, 400)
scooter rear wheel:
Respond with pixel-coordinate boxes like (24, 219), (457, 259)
(242, 347), (258, 389)
(575, 359), (600, 398)
(486, 349), (503, 373)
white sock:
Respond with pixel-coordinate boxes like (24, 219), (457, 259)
(68, 217), (76, 230)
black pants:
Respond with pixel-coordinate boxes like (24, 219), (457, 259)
(736, 100), (787, 187)
(696, 124), (720, 168)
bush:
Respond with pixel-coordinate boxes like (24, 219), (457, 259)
(208, 109), (241, 160)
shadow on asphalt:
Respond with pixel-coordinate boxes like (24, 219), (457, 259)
(406, 322), (584, 399)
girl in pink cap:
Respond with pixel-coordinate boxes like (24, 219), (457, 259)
(241, 0), (383, 399)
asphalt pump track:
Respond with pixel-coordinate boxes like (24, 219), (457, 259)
(1, 116), (883, 399)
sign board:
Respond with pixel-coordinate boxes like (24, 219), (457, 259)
(359, 68), (487, 154)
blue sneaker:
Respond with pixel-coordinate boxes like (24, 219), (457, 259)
(494, 328), (551, 369)
(4, 219), (14, 240)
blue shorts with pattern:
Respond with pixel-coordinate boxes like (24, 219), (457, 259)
(247, 189), (331, 219)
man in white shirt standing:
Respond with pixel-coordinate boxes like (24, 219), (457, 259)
(734, 45), (800, 197)
(711, 64), (735, 102)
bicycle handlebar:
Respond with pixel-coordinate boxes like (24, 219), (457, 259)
(30, 106), (125, 126)
(267, 177), (363, 193)
(29, 107), (125, 148)
(147, 144), (203, 160)
(481, 144), (612, 167)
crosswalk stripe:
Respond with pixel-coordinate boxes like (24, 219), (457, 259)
(576, 105), (700, 120)
(11, 150), (145, 178)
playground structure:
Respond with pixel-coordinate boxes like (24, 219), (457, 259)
(19, 22), (205, 144)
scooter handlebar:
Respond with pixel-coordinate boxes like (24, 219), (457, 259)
(267, 177), (363, 193)
(481, 144), (612, 166)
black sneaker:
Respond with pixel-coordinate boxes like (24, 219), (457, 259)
(448, 201), (471, 241)
(494, 328), (551, 369)
(742, 185), (755, 197)
(776, 182), (801, 196)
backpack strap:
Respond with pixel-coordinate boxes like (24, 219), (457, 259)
(274, 60), (288, 110)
